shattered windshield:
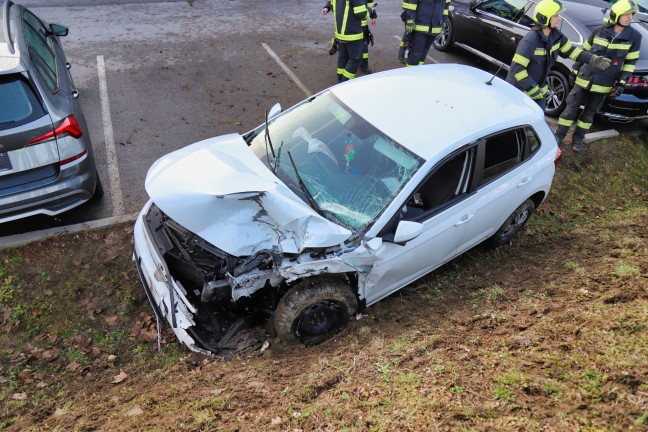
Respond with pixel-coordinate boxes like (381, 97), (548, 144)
(247, 92), (424, 232)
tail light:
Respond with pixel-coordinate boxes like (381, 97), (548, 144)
(26, 115), (87, 166)
(27, 115), (83, 146)
(625, 75), (648, 88)
(554, 147), (563, 168)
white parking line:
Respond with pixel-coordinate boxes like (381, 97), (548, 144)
(96, 55), (125, 216)
(393, 35), (439, 64)
(261, 43), (312, 97)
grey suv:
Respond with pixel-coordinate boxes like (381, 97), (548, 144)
(0, 0), (99, 224)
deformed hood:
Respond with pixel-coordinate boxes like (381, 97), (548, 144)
(145, 134), (352, 257)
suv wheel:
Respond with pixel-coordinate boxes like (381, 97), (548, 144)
(275, 277), (357, 346)
(433, 20), (453, 52)
(490, 199), (535, 247)
(545, 70), (569, 117)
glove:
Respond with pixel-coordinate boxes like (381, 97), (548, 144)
(590, 54), (611, 71)
(329, 38), (338, 55)
(365, 28), (374, 46)
(610, 82), (625, 98)
(405, 19), (415, 33)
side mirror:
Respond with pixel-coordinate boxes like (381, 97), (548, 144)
(49, 24), (69, 37)
(469, 0), (481, 11)
(393, 220), (423, 244)
(267, 103), (282, 121)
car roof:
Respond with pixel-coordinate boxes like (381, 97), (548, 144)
(0, 0), (25, 74)
(331, 64), (543, 161)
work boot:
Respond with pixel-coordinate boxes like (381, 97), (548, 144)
(571, 140), (583, 153)
(553, 132), (565, 146)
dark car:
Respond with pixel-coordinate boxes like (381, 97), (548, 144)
(0, 0), (100, 224)
(434, 0), (648, 121)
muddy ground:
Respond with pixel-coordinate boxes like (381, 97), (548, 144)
(1, 136), (647, 431)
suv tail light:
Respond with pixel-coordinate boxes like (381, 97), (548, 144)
(26, 115), (87, 166)
(27, 115), (83, 146)
(554, 147), (563, 168)
(625, 75), (648, 88)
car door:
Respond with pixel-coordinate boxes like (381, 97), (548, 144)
(472, 0), (533, 64)
(452, 127), (541, 253)
(363, 146), (478, 306)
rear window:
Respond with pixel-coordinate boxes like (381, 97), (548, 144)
(0, 74), (46, 130)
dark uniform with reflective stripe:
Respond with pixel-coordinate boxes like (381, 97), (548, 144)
(325, 0), (368, 81)
(360, 1), (377, 73)
(555, 24), (642, 144)
(402, 0), (451, 66)
(506, 25), (593, 109)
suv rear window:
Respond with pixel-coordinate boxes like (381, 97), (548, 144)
(0, 74), (46, 130)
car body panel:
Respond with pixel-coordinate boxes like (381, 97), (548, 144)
(133, 64), (558, 354)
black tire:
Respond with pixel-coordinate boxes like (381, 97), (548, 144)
(490, 199), (535, 247)
(544, 69), (570, 117)
(433, 19), (453, 52)
(91, 170), (104, 200)
(275, 277), (357, 346)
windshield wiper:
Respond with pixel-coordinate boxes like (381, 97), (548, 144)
(287, 150), (323, 216)
(264, 109), (277, 174)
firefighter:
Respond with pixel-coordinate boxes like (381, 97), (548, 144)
(554, 0), (642, 152)
(360, 1), (378, 74)
(505, 0), (611, 109)
(322, 0), (369, 82)
(401, 0), (451, 66)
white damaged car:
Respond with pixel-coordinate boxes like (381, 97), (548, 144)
(133, 64), (562, 355)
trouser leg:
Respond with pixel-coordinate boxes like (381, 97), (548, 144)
(339, 40), (363, 80)
(337, 43), (349, 82)
(554, 85), (588, 142)
(571, 92), (607, 145)
(360, 39), (371, 73)
(407, 32), (432, 66)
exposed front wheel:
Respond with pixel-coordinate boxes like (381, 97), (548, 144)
(545, 70), (570, 117)
(433, 20), (453, 52)
(490, 199), (535, 247)
(275, 277), (357, 346)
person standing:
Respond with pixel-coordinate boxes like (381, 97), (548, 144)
(322, 0), (369, 82)
(401, 0), (451, 66)
(554, 0), (642, 152)
(360, 1), (378, 74)
(505, 0), (611, 109)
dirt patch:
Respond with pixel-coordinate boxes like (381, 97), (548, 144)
(1, 136), (647, 430)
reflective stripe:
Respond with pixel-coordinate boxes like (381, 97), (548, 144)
(514, 70), (528, 81)
(593, 37), (609, 47)
(550, 42), (561, 54)
(622, 64), (635, 73)
(558, 117), (573, 127)
(402, 2), (417, 10)
(608, 42), (631, 50)
(575, 76), (590, 87)
(353, 5), (367, 14)
(560, 40), (573, 52)
(584, 40), (592, 50)
(336, 32), (364, 41)
(430, 26), (442, 34)
(363, 52), (369, 59)
(534, 48), (546, 56)
(576, 120), (592, 129)
(591, 84), (612, 93)
(626, 50), (640, 60)
(337, 67), (345, 75)
(568, 47), (583, 61)
(513, 53), (529, 67)
(524, 85), (540, 96)
(342, 69), (356, 79)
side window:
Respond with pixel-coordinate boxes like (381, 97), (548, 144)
(477, 0), (529, 22)
(525, 127), (540, 155)
(479, 129), (524, 185)
(402, 148), (475, 221)
(22, 11), (58, 91)
(559, 19), (583, 45)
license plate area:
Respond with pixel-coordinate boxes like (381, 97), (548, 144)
(0, 152), (11, 172)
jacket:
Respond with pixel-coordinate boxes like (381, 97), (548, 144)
(572, 24), (642, 93)
(402, 0), (451, 35)
(506, 26), (593, 99)
(325, 0), (368, 42)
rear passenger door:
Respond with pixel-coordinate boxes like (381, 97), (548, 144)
(473, 0), (533, 64)
(454, 126), (541, 254)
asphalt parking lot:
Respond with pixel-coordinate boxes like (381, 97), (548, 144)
(1, 0), (647, 238)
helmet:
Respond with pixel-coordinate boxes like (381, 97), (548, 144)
(609, 0), (638, 24)
(534, 0), (566, 27)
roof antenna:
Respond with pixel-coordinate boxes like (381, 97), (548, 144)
(486, 63), (506, 85)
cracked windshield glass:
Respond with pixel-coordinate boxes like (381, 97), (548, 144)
(248, 92), (424, 232)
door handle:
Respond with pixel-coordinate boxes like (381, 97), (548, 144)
(510, 37), (516, 42)
(454, 213), (474, 226)
(517, 176), (531, 187)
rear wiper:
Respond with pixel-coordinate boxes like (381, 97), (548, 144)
(287, 150), (323, 216)
(264, 109), (276, 174)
